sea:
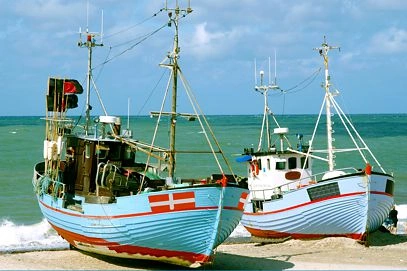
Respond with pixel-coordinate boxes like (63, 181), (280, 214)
(0, 114), (406, 253)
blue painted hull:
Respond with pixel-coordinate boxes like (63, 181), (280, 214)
(242, 172), (394, 240)
(34, 176), (247, 267)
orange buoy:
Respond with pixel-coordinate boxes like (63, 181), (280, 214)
(365, 163), (372, 175)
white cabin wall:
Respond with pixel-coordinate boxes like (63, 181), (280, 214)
(248, 154), (313, 200)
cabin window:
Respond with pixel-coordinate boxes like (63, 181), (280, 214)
(96, 144), (109, 159)
(267, 159), (271, 170)
(288, 157), (297, 169)
(276, 161), (286, 170)
(257, 159), (262, 171)
(108, 144), (121, 160)
(252, 200), (263, 212)
(301, 157), (309, 169)
(385, 179), (394, 196)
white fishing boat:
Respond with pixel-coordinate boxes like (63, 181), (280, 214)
(238, 37), (395, 242)
(32, 2), (248, 268)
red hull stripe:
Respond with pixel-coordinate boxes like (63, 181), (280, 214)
(49, 223), (210, 265)
(224, 206), (243, 211)
(39, 200), (219, 219)
(244, 190), (391, 216)
(371, 191), (392, 196)
(245, 226), (364, 240)
(39, 199), (242, 219)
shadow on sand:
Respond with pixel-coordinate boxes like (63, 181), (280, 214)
(81, 250), (293, 270)
(367, 231), (407, 247)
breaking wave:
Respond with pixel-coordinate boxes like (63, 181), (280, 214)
(0, 219), (69, 253)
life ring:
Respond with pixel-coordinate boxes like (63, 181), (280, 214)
(250, 160), (260, 177)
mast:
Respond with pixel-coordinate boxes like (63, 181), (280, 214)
(314, 36), (340, 171)
(255, 56), (279, 152)
(162, 1), (192, 178)
(78, 29), (103, 135)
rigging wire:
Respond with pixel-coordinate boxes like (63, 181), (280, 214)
(102, 8), (164, 40)
(89, 13), (189, 116)
(81, 8), (165, 109)
(137, 69), (168, 115)
(93, 23), (167, 70)
(260, 67), (321, 117)
(277, 67), (322, 95)
(94, 46), (112, 82)
(178, 68), (238, 181)
(109, 28), (161, 49)
(96, 10), (189, 69)
(81, 22), (167, 119)
(139, 69), (173, 193)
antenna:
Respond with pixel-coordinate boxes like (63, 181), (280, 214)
(127, 98), (130, 130)
(163, 0), (192, 14)
(274, 49), (277, 86)
(101, 10), (104, 44)
(254, 58), (258, 87)
(86, 0), (89, 32)
(268, 57), (271, 86)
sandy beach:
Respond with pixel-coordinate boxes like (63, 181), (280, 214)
(1, 232), (406, 270)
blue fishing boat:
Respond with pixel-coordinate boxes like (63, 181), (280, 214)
(238, 38), (395, 243)
(32, 3), (248, 268)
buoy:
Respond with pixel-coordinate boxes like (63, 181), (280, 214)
(365, 163), (372, 175)
(43, 140), (48, 159)
(57, 136), (63, 155)
(250, 161), (260, 177)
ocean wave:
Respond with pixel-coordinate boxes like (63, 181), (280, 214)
(0, 218), (69, 253)
(1, 204), (406, 253)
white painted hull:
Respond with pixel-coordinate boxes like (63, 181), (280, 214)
(242, 172), (394, 240)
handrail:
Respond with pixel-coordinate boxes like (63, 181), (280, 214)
(250, 166), (360, 201)
(33, 169), (66, 199)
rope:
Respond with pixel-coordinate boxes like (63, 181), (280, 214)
(178, 68), (238, 183)
(138, 69), (173, 193)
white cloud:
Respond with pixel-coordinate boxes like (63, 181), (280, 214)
(186, 22), (245, 59)
(369, 27), (407, 54)
(339, 51), (357, 63)
(194, 22), (223, 45)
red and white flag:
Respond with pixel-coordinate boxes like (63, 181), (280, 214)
(148, 192), (195, 213)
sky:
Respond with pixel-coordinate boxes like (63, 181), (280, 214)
(0, 0), (406, 116)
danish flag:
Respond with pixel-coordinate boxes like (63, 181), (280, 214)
(148, 191), (195, 213)
(238, 192), (249, 210)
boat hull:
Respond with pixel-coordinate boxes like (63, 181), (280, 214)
(35, 183), (248, 267)
(242, 172), (394, 241)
